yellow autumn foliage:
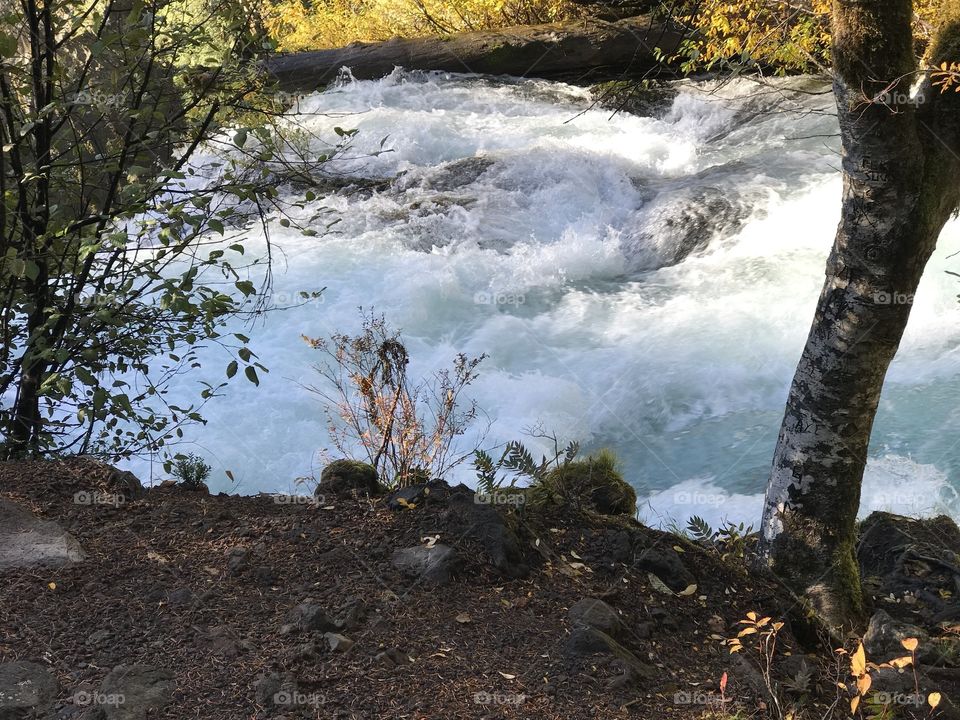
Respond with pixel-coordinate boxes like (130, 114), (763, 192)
(263, 0), (948, 71)
(678, 0), (944, 73)
(264, 0), (574, 52)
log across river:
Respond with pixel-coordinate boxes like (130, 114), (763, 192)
(263, 14), (687, 89)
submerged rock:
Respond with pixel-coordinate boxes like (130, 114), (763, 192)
(621, 185), (748, 271)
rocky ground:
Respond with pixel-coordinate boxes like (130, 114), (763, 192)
(2, 458), (960, 719)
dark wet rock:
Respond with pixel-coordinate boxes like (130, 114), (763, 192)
(0, 661), (58, 719)
(591, 80), (679, 118)
(445, 486), (529, 578)
(391, 544), (461, 585)
(567, 598), (623, 635)
(622, 185), (747, 271)
(634, 546), (695, 592)
(417, 156), (494, 192)
(97, 665), (175, 720)
(285, 603), (338, 633)
(317, 460), (382, 498)
(0, 499), (86, 569)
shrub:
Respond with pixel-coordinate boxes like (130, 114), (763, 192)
(171, 453), (212, 490)
(304, 310), (485, 488)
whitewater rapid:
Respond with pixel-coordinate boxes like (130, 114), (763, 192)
(127, 70), (960, 529)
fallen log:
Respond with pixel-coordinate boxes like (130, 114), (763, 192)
(262, 14), (687, 91)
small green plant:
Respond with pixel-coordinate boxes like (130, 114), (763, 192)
(686, 516), (756, 561)
(473, 435), (580, 494)
(170, 453), (212, 490)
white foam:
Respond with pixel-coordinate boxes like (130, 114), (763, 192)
(121, 73), (960, 530)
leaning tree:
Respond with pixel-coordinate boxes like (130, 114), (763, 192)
(760, 0), (960, 630)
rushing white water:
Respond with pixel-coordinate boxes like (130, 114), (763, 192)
(126, 69), (960, 529)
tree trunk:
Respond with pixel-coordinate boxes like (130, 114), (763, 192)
(760, 0), (960, 631)
(262, 14), (685, 90)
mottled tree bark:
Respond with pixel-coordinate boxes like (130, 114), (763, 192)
(760, 0), (960, 630)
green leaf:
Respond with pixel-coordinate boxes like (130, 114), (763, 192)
(226, 360), (238, 379)
(244, 366), (259, 386)
(75, 367), (97, 386)
(235, 280), (255, 297)
(0, 32), (16, 58)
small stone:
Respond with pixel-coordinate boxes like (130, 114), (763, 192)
(250, 566), (277, 587)
(375, 648), (410, 666)
(285, 603), (337, 633)
(225, 547), (248, 574)
(323, 632), (354, 652)
(634, 546), (695, 593)
(86, 629), (111, 645)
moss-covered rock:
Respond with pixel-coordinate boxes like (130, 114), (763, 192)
(317, 460), (383, 497)
(531, 450), (637, 516)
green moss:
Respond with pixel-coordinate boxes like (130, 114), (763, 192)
(530, 449), (637, 516)
(318, 459), (382, 495)
(833, 0), (915, 88)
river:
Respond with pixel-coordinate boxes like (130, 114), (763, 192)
(128, 69), (960, 530)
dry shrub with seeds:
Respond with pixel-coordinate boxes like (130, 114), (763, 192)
(303, 310), (485, 488)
